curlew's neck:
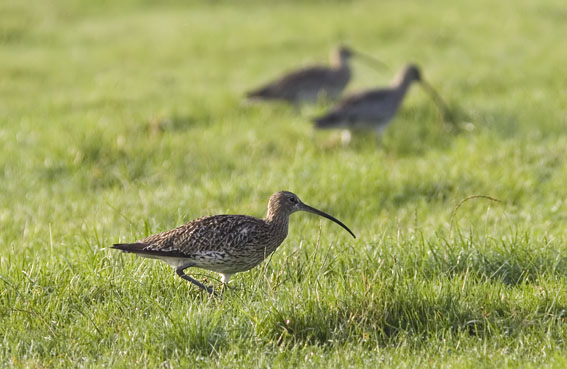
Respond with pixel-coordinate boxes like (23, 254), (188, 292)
(391, 72), (415, 98)
(264, 210), (291, 244)
(330, 54), (350, 70)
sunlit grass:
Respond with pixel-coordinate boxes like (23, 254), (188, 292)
(1, 0), (567, 367)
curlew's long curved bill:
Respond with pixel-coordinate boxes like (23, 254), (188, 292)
(420, 79), (455, 124)
(352, 50), (389, 72)
(300, 203), (356, 238)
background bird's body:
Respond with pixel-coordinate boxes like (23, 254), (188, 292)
(314, 64), (420, 134)
(246, 46), (353, 104)
(315, 87), (408, 134)
(247, 66), (351, 104)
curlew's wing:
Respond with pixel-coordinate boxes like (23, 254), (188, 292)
(113, 215), (265, 257)
(313, 87), (400, 128)
(247, 66), (341, 101)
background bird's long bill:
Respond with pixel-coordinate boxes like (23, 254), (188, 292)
(352, 50), (389, 71)
(420, 80), (455, 123)
(302, 204), (356, 238)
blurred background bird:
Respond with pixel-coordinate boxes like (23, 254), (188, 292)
(313, 64), (453, 141)
(246, 45), (385, 105)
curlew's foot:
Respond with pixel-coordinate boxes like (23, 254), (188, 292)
(176, 264), (218, 296)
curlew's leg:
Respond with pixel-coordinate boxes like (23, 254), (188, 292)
(219, 273), (232, 295)
(340, 129), (352, 145)
(176, 263), (216, 296)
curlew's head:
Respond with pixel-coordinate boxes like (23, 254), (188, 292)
(266, 191), (356, 238)
(395, 64), (422, 85)
(331, 45), (354, 67)
(332, 45), (389, 72)
(397, 64), (454, 124)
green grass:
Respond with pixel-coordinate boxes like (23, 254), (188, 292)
(2, 0), (567, 367)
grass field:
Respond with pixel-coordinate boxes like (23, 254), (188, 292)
(2, 0), (567, 367)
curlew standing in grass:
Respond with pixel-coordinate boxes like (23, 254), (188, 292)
(112, 191), (355, 295)
(313, 64), (453, 137)
(246, 46), (385, 105)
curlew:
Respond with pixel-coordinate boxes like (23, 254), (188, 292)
(112, 191), (355, 295)
(313, 64), (453, 136)
(246, 45), (385, 105)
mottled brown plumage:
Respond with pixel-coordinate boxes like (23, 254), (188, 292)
(246, 46), (354, 104)
(314, 64), (452, 135)
(112, 191), (355, 295)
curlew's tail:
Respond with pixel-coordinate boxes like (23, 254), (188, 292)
(313, 111), (343, 129)
(246, 85), (279, 101)
(111, 243), (148, 253)
(111, 243), (187, 258)
(246, 89), (263, 99)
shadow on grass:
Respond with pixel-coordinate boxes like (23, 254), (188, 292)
(250, 232), (567, 347)
(431, 241), (567, 286)
(258, 282), (567, 348)
(155, 320), (229, 357)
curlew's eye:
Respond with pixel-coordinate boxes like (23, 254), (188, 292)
(289, 197), (298, 204)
